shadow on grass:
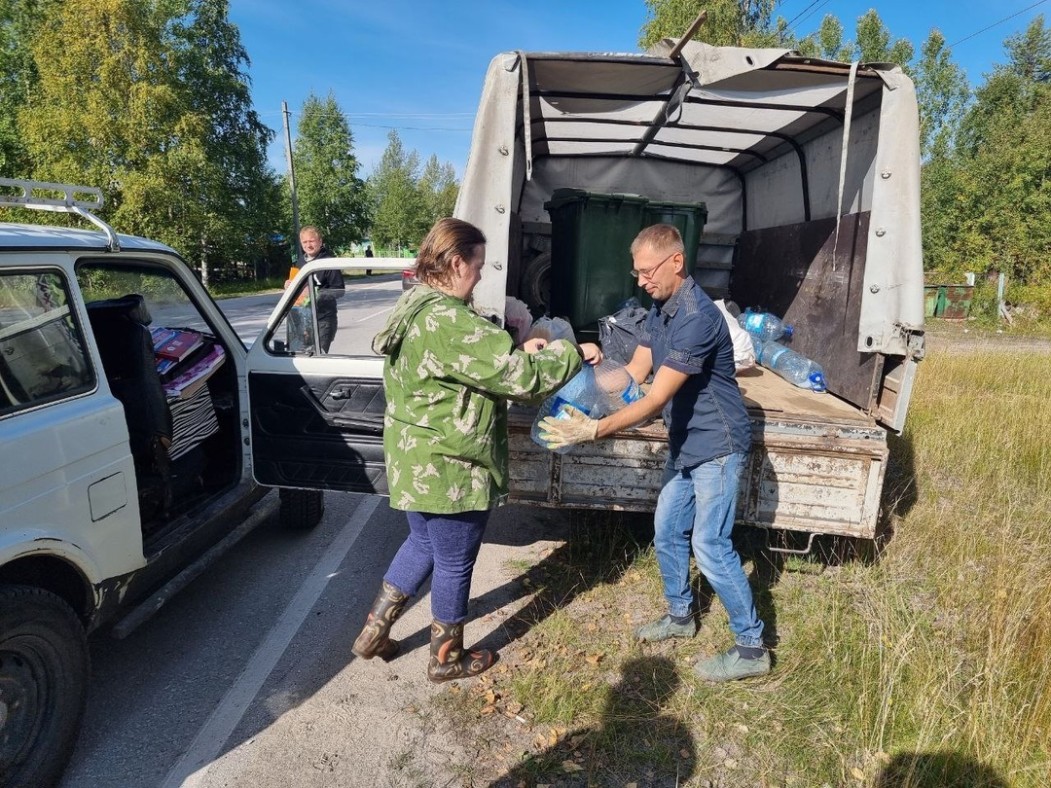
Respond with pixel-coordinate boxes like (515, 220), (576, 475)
(491, 655), (695, 787)
(470, 509), (654, 655)
(875, 751), (1007, 787)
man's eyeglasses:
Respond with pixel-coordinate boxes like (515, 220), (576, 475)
(630, 251), (677, 281)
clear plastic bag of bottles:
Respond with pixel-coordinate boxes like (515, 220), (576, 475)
(531, 360), (642, 453)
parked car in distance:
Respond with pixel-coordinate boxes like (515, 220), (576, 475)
(401, 265), (419, 290)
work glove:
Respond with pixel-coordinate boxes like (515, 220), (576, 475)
(537, 405), (599, 450)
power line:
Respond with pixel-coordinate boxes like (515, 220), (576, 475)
(782, 0), (833, 40)
(785, 0), (826, 30)
(949, 0), (1049, 48)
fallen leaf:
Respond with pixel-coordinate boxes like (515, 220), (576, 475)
(561, 761), (584, 773)
(585, 653), (604, 666)
(506, 701), (523, 714)
(850, 767), (865, 781)
(480, 705), (497, 715)
(484, 689), (499, 704)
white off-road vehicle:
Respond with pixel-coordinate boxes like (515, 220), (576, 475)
(0, 179), (343, 786)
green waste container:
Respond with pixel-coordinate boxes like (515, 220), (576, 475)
(923, 285), (941, 318)
(545, 189), (650, 338)
(639, 199), (707, 308)
(941, 285), (974, 319)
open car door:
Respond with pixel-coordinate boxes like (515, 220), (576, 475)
(245, 259), (407, 495)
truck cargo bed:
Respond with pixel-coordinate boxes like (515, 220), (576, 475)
(508, 368), (888, 539)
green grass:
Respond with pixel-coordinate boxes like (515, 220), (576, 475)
(435, 350), (1051, 787)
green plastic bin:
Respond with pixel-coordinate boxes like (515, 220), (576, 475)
(923, 285), (941, 318)
(639, 199), (707, 308)
(545, 189), (650, 337)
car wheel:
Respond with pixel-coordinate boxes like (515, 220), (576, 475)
(0, 585), (89, 788)
(520, 252), (551, 314)
(279, 488), (325, 530)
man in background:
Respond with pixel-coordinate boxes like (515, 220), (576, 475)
(287, 226), (345, 353)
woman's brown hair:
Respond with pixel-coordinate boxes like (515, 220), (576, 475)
(415, 218), (486, 288)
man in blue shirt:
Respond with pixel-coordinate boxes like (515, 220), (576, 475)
(539, 223), (769, 681)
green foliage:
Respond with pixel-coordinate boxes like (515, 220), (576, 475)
(369, 130), (425, 250)
(367, 131), (459, 251)
(854, 8), (913, 70)
(638, 0), (781, 50)
(0, 0), (59, 176)
(11, 0), (279, 281)
(923, 16), (1051, 288)
(417, 154), (458, 227)
(798, 14), (853, 61)
(292, 91), (370, 250)
(915, 30), (970, 158)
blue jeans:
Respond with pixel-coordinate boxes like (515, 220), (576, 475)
(384, 510), (489, 623)
(653, 452), (764, 648)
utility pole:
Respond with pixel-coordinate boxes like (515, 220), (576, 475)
(282, 100), (302, 267)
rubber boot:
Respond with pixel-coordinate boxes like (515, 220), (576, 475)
(426, 620), (496, 683)
(351, 580), (409, 661)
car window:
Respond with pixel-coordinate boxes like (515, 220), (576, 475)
(0, 270), (94, 417)
(263, 265), (390, 358)
(76, 261), (213, 336)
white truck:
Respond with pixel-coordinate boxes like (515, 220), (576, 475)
(250, 40), (925, 547)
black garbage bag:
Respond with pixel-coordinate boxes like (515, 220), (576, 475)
(598, 302), (648, 364)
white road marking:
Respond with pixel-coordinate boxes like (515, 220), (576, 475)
(349, 305), (396, 325)
(160, 494), (382, 788)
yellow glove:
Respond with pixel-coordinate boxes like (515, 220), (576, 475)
(538, 405), (599, 450)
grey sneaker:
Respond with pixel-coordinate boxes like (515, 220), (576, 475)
(635, 614), (697, 642)
(693, 647), (771, 682)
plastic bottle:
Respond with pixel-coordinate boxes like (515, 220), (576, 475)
(590, 359), (642, 416)
(737, 309), (794, 342)
(531, 361), (643, 453)
(531, 366), (598, 454)
(755, 339), (827, 392)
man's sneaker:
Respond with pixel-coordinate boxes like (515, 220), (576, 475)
(693, 647), (771, 682)
(635, 614), (697, 642)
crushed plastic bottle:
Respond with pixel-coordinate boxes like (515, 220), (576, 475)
(737, 309), (794, 342)
(754, 339), (826, 392)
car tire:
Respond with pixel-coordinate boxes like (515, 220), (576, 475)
(279, 488), (325, 530)
(520, 252), (551, 314)
(0, 585), (89, 788)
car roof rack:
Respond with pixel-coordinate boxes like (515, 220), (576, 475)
(0, 177), (120, 252)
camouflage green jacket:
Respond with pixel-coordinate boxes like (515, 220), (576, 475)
(372, 285), (581, 513)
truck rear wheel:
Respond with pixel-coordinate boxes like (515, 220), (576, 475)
(0, 585), (89, 788)
(279, 488), (325, 530)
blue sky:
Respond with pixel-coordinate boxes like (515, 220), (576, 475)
(229, 0), (1049, 178)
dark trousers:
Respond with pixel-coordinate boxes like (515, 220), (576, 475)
(384, 510), (489, 623)
(317, 312), (337, 353)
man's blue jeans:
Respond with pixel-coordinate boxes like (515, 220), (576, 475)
(652, 452), (764, 648)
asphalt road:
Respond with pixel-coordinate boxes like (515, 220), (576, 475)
(57, 279), (573, 787)
(210, 272), (403, 352)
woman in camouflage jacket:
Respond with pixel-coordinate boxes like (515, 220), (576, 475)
(352, 218), (601, 683)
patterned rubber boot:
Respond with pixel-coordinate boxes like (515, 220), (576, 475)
(426, 620), (496, 683)
(351, 580), (409, 661)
